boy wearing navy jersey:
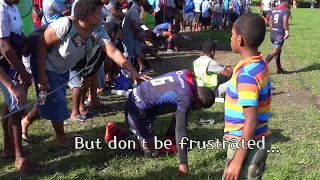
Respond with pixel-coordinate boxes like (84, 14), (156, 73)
(105, 69), (215, 176)
(265, 0), (290, 74)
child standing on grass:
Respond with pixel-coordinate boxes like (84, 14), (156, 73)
(223, 13), (272, 180)
(265, 0), (290, 74)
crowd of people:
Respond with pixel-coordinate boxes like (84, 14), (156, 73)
(0, 0), (292, 178)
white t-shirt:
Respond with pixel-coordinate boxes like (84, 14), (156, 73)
(214, 3), (224, 13)
(0, 1), (22, 37)
(262, 0), (272, 11)
(194, 0), (203, 12)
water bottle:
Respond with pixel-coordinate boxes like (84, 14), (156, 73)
(38, 91), (47, 105)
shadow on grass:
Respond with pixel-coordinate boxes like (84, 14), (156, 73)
(272, 91), (285, 96)
(295, 63), (320, 73)
(270, 129), (291, 144)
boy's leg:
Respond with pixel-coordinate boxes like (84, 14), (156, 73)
(68, 70), (85, 120)
(21, 107), (40, 142)
(88, 73), (104, 108)
(1, 105), (14, 158)
(0, 70), (37, 174)
(265, 39), (281, 64)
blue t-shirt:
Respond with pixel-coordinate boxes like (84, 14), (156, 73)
(185, 0), (195, 14)
(152, 23), (172, 34)
(133, 69), (196, 114)
(234, 0), (241, 14)
(42, 0), (69, 25)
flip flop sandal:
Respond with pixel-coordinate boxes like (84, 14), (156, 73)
(22, 133), (31, 143)
(68, 114), (88, 122)
(199, 119), (215, 125)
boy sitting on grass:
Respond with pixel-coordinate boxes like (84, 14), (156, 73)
(223, 13), (272, 180)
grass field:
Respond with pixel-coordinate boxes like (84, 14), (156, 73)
(0, 9), (320, 180)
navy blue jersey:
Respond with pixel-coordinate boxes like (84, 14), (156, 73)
(133, 69), (196, 114)
(270, 5), (290, 42)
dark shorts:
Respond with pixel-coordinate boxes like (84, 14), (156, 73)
(271, 36), (284, 49)
(125, 92), (156, 140)
(222, 136), (272, 180)
(230, 13), (238, 23)
(155, 31), (164, 38)
(30, 54), (70, 121)
(263, 10), (270, 18)
(201, 17), (211, 26)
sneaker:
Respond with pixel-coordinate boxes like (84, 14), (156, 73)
(166, 49), (173, 53)
(139, 66), (154, 74)
(277, 69), (289, 74)
(104, 122), (118, 142)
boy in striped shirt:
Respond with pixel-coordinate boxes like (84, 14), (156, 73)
(223, 13), (272, 180)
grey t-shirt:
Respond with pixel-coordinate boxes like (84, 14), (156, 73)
(121, 3), (141, 40)
(207, 58), (224, 74)
(46, 17), (111, 74)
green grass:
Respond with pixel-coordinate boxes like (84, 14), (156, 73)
(0, 9), (320, 179)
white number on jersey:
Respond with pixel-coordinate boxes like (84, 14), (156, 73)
(150, 76), (174, 86)
(273, 14), (279, 24)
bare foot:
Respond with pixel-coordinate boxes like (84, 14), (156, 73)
(97, 88), (104, 94)
(15, 157), (39, 176)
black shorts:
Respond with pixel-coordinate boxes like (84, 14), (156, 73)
(271, 34), (285, 49)
(230, 13), (238, 23)
(201, 17), (211, 26)
(125, 92), (156, 140)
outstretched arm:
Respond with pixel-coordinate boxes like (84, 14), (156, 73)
(175, 109), (189, 176)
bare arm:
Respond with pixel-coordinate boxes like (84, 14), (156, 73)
(101, 42), (151, 82)
(37, 26), (61, 76)
(231, 106), (257, 163)
(0, 67), (15, 88)
(283, 15), (289, 31)
(283, 13), (289, 39)
(0, 38), (28, 76)
(269, 15), (273, 30)
(218, 68), (233, 78)
(0, 67), (27, 105)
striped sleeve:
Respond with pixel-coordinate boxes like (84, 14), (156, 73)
(237, 73), (259, 107)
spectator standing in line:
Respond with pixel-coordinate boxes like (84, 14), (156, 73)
(193, 0), (203, 31)
(42, 0), (71, 25)
(262, 0), (272, 24)
(0, 0), (36, 175)
(183, 0), (195, 32)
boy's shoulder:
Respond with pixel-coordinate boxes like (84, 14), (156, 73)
(238, 60), (268, 77)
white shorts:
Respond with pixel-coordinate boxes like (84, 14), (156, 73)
(184, 12), (194, 22)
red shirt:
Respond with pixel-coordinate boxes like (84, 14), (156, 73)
(32, 0), (43, 27)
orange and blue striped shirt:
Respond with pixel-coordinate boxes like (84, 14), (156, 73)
(224, 53), (272, 139)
